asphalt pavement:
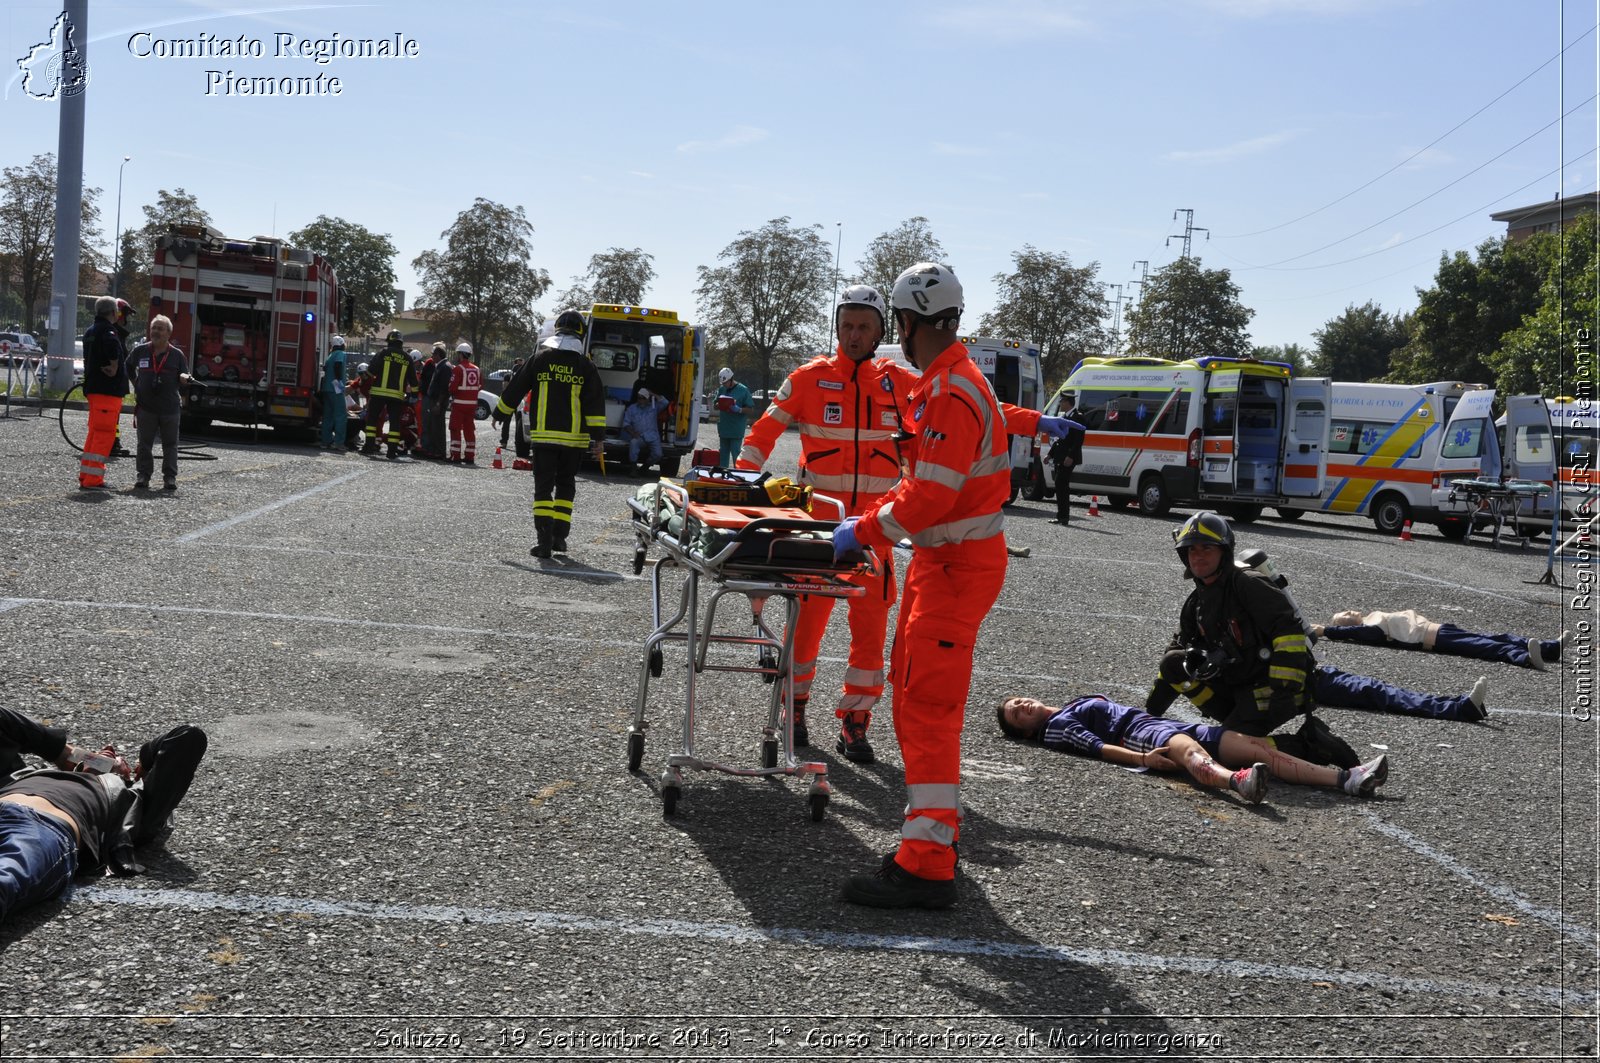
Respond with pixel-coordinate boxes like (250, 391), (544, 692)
(0, 406), (1594, 1061)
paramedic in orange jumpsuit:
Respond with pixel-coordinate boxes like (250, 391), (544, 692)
(79, 297), (128, 490)
(832, 263), (1012, 909)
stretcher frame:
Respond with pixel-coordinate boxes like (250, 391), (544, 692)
(1447, 477), (1552, 546)
(625, 477), (872, 820)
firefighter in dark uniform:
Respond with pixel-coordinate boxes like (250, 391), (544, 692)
(1147, 511), (1359, 767)
(362, 330), (416, 459)
(492, 314), (605, 557)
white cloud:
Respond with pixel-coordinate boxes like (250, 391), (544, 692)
(675, 125), (769, 154)
(933, 142), (988, 157)
(929, 1), (1093, 41)
(1164, 129), (1301, 163)
(629, 170), (655, 179)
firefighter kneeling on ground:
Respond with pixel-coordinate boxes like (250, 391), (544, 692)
(491, 312), (605, 558)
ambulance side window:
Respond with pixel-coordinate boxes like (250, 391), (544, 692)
(1073, 391), (1109, 431)
(1153, 392), (1190, 434)
(1441, 418), (1487, 458)
(1329, 421), (1358, 454)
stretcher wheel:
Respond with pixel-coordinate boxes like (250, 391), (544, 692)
(649, 649), (664, 677)
(808, 792), (827, 823)
(662, 784), (681, 817)
(759, 647), (777, 683)
(627, 732), (645, 772)
(761, 737), (778, 770)
(632, 548), (646, 576)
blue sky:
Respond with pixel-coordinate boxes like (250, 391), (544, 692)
(3, 0), (1595, 350)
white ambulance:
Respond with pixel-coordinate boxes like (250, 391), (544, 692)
(878, 335), (1046, 500)
(1273, 380), (1531, 537)
(1496, 395), (1594, 527)
(1030, 355), (1331, 520)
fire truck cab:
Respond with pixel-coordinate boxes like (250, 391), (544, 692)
(150, 224), (339, 435)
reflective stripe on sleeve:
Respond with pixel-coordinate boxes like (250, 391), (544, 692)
(908, 509), (1005, 548)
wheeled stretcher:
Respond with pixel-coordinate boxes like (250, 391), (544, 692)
(625, 469), (874, 820)
(1447, 477), (1552, 545)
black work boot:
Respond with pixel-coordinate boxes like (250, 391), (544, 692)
(842, 857), (957, 909)
(790, 697), (810, 748)
(836, 711), (875, 764)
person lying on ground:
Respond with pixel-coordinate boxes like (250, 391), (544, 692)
(0, 707), (207, 923)
(1312, 609), (1571, 671)
(996, 693), (1390, 805)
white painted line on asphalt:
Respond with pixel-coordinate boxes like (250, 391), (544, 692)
(213, 542), (647, 581)
(0, 597), (638, 647)
(174, 469), (368, 544)
(1262, 541), (1532, 604)
(75, 884), (1593, 1007)
(0, 598), (27, 615)
(1361, 811), (1594, 947)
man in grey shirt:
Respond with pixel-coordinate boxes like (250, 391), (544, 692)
(125, 314), (191, 492)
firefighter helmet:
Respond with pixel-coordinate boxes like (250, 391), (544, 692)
(114, 298), (133, 324)
(553, 310), (586, 337)
(330, 335), (346, 348)
(455, 342), (472, 355)
(835, 284), (887, 333)
(890, 262), (963, 321)
(386, 328), (403, 345)
(540, 333), (584, 355)
(1172, 511), (1234, 574)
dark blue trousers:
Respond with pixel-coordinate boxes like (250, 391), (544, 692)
(1312, 665), (1475, 721)
(1435, 624), (1556, 667)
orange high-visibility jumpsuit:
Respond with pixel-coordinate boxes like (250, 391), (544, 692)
(738, 348), (920, 721)
(79, 317), (128, 488)
(854, 339), (1013, 882)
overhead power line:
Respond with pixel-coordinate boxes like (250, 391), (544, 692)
(1246, 93), (1597, 269)
(1218, 22), (1597, 240)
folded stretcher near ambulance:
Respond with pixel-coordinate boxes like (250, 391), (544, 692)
(625, 467), (875, 820)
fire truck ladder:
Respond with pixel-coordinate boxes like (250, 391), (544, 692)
(271, 252), (305, 384)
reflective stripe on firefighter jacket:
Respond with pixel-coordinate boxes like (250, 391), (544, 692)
(497, 347), (606, 448)
(856, 341), (1012, 552)
(736, 348), (919, 517)
(370, 347), (415, 401)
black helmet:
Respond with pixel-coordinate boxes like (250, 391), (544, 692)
(386, 328), (403, 345)
(1172, 510), (1234, 575)
(553, 310), (585, 337)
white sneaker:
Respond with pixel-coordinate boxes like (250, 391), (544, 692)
(1527, 636), (1547, 671)
(1561, 630), (1575, 655)
(1230, 762), (1268, 804)
(1343, 753), (1389, 796)
(1465, 676), (1489, 721)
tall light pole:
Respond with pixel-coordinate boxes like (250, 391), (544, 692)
(112, 155), (131, 297)
(822, 222), (842, 354)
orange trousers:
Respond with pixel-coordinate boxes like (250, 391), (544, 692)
(788, 550), (896, 717)
(80, 394), (122, 487)
(889, 536), (1008, 881)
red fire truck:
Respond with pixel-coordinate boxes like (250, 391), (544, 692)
(149, 224), (340, 434)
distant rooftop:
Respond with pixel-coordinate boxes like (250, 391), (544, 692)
(1490, 192), (1599, 241)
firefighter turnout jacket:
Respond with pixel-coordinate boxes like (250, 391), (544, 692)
(370, 345), (417, 400)
(496, 345), (606, 448)
(1169, 567), (1313, 722)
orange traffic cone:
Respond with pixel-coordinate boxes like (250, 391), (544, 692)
(1088, 494), (1102, 517)
(492, 446), (504, 470)
(1398, 519), (1414, 542)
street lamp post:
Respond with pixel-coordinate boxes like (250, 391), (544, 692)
(112, 155), (130, 297)
(826, 222), (841, 352)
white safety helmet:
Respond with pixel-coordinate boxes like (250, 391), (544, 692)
(834, 284), (887, 333)
(890, 262), (963, 321)
(637, 387), (652, 401)
(408, 348), (422, 362)
(718, 367), (734, 384)
(356, 362), (370, 374)
(540, 333), (584, 355)
(455, 341), (473, 355)
(330, 335), (346, 348)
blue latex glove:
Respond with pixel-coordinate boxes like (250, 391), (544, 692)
(832, 517), (862, 560)
(1037, 415), (1085, 438)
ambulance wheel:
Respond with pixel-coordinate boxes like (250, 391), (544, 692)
(662, 784), (680, 817)
(659, 453), (681, 478)
(1137, 474), (1170, 517)
(1275, 507), (1305, 521)
(761, 737), (778, 770)
(1024, 460), (1049, 502)
(649, 648), (664, 677)
(1371, 493), (1410, 536)
(1006, 483), (1020, 505)
(627, 732), (645, 772)
(808, 792), (827, 822)
(1227, 504), (1263, 524)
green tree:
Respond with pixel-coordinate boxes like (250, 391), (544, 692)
(854, 216), (945, 343)
(1251, 342), (1312, 376)
(977, 245), (1107, 388)
(1309, 301), (1410, 381)
(124, 188), (211, 320)
(1492, 217), (1599, 396)
(0, 153), (103, 332)
(695, 217), (832, 398)
(1123, 257), (1253, 359)
(289, 215), (398, 336)
(553, 247), (657, 311)
(412, 198), (551, 357)
(1386, 235), (1548, 385)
